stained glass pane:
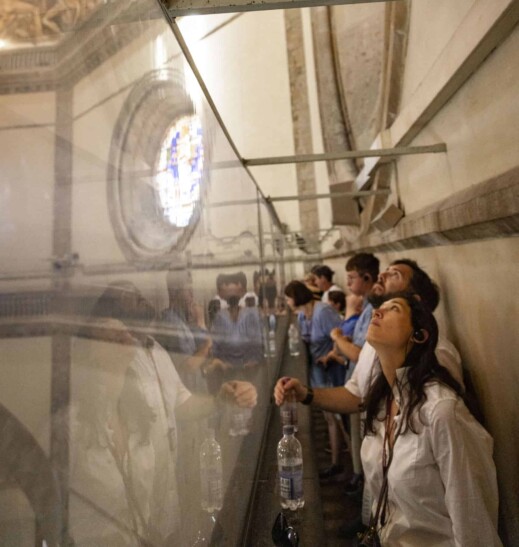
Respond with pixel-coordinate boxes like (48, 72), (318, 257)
(156, 115), (203, 228)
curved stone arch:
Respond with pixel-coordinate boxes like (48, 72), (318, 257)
(107, 69), (207, 262)
(0, 403), (62, 546)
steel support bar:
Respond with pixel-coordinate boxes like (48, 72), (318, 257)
(209, 189), (389, 208)
(269, 189), (390, 202)
(157, 4), (286, 233)
(243, 143), (446, 166)
(167, 0), (398, 17)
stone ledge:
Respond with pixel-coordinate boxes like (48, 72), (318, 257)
(331, 166), (519, 255)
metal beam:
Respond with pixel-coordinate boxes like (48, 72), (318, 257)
(167, 0), (399, 17)
(157, 3), (287, 233)
(269, 189), (390, 202)
(209, 189), (389, 207)
(243, 143), (446, 166)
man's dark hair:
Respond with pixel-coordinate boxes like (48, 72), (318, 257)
(313, 265), (334, 282)
(92, 282), (155, 323)
(345, 253), (379, 282)
(310, 264), (322, 275)
(284, 280), (314, 307)
(328, 290), (346, 312)
(233, 271), (247, 290)
(216, 274), (226, 291)
(391, 259), (440, 312)
(217, 272), (248, 290)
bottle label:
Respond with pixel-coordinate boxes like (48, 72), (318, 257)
(280, 406), (298, 427)
(279, 464), (303, 500)
(208, 476), (222, 499)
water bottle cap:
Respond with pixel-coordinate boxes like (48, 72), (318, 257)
(283, 425), (295, 435)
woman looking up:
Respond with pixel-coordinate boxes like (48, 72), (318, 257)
(361, 293), (501, 546)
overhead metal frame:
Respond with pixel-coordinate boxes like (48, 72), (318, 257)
(243, 143), (446, 166)
(209, 189), (390, 208)
(159, 0), (458, 248)
(158, 3), (287, 232)
(167, 0), (399, 17)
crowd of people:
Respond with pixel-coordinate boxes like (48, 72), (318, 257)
(66, 254), (502, 546)
(275, 254), (502, 546)
(69, 268), (278, 545)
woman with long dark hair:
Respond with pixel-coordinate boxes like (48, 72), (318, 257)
(360, 293), (501, 546)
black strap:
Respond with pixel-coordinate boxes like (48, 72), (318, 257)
(367, 395), (402, 534)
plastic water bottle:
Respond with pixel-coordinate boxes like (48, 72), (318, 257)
(269, 313), (277, 331)
(200, 429), (223, 513)
(268, 314), (276, 355)
(268, 329), (276, 355)
(277, 425), (304, 510)
(288, 324), (300, 356)
(229, 405), (252, 437)
(280, 389), (298, 432)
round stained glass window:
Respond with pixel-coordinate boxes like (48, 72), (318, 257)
(155, 115), (204, 229)
(108, 70), (206, 259)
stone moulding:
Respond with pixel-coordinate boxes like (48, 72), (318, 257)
(330, 166), (519, 256)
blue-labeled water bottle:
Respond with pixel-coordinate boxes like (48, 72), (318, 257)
(277, 425), (304, 510)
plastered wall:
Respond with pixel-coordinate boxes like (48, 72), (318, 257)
(325, 236), (519, 540)
(397, 24), (519, 214)
(322, 3), (519, 540)
(0, 337), (52, 455)
(0, 92), (56, 275)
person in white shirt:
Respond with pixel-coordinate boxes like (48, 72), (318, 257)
(70, 286), (257, 546)
(358, 293), (500, 546)
(275, 293), (501, 546)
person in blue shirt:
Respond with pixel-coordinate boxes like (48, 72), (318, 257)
(285, 280), (344, 478)
(323, 291), (364, 367)
(329, 253), (380, 490)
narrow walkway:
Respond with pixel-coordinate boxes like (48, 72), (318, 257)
(311, 408), (361, 547)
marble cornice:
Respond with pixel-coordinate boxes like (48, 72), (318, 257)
(0, 3), (157, 95)
(329, 165), (519, 257)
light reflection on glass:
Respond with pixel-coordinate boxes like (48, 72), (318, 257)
(155, 115), (203, 228)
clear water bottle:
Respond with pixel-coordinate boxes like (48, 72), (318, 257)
(280, 389), (298, 432)
(269, 313), (277, 331)
(200, 429), (223, 513)
(268, 314), (276, 355)
(268, 329), (276, 355)
(229, 405), (252, 437)
(277, 425), (304, 510)
(288, 323), (300, 356)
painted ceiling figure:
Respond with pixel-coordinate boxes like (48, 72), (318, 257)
(0, 0), (43, 39)
(0, 0), (101, 44)
(42, 0), (82, 34)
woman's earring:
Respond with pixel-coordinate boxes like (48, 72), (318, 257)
(412, 329), (428, 343)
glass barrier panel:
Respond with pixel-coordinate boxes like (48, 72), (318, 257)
(0, 1), (287, 545)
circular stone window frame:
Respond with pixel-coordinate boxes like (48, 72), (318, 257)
(107, 69), (207, 261)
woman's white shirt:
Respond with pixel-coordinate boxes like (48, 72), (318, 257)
(361, 376), (501, 547)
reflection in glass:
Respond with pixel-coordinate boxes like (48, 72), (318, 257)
(156, 115), (204, 228)
(0, 0), (289, 545)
